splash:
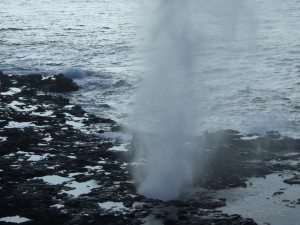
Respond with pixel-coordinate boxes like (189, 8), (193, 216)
(132, 0), (254, 200)
(131, 0), (196, 201)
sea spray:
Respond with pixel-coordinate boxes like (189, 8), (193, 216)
(131, 0), (198, 201)
(131, 0), (255, 200)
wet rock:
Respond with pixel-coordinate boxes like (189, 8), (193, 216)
(177, 214), (189, 221)
(1, 72), (79, 93)
(163, 218), (179, 225)
(48, 74), (79, 92)
(189, 197), (226, 209)
(273, 191), (284, 196)
(0, 73), (137, 225)
(283, 175), (300, 185)
(21, 88), (37, 97)
(3, 73), (300, 225)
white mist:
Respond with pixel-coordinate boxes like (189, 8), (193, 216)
(131, 0), (255, 201)
(131, 0), (197, 201)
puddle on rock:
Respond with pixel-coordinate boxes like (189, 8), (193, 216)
(214, 172), (300, 225)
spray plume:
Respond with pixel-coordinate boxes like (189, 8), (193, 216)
(131, 0), (196, 201)
(131, 0), (254, 201)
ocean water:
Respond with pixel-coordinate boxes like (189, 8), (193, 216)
(1, 0), (300, 137)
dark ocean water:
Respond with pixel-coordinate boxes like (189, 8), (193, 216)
(1, 0), (300, 137)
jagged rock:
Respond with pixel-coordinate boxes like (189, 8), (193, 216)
(283, 175), (300, 185)
(47, 74), (79, 92)
(3, 73), (299, 225)
(1, 72), (79, 93)
(273, 191), (284, 196)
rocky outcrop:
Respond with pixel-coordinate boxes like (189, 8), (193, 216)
(3, 72), (300, 224)
(0, 72), (79, 93)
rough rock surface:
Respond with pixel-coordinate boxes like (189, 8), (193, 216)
(0, 73), (79, 93)
(1, 71), (300, 224)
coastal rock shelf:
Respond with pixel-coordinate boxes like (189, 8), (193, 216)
(1, 72), (299, 225)
(0, 72), (138, 225)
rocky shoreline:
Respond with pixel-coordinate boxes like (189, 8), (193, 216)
(1, 71), (300, 225)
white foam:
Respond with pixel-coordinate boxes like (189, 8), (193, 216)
(5, 121), (34, 129)
(108, 143), (128, 152)
(240, 135), (260, 140)
(7, 100), (25, 107)
(85, 165), (103, 171)
(120, 163), (128, 169)
(64, 113), (86, 122)
(64, 105), (75, 109)
(42, 75), (53, 80)
(50, 204), (64, 209)
(27, 155), (44, 161)
(47, 166), (57, 169)
(27, 153), (54, 162)
(65, 120), (85, 128)
(38, 143), (47, 146)
(31, 110), (54, 117)
(7, 101), (38, 112)
(0, 216), (30, 223)
(41, 103), (53, 108)
(10, 164), (21, 168)
(98, 201), (127, 211)
(34, 175), (72, 185)
(68, 172), (84, 177)
(67, 155), (77, 159)
(64, 112), (74, 117)
(3, 153), (15, 158)
(0, 136), (7, 142)
(61, 180), (100, 197)
(0, 87), (22, 96)
(43, 134), (53, 142)
(16, 151), (31, 154)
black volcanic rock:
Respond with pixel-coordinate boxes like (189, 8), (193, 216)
(132, 129), (300, 191)
(3, 72), (299, 225)
(43, 74), (80, 92)
(0, 73), (129, 225)
(1, 72), (79, 93)
(283, 175), (300, 185)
